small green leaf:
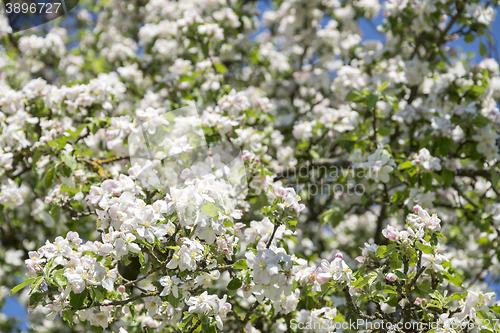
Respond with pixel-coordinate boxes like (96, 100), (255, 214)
(345, 89), (364, 102)
(214, 62), (228, 74)
(480, 42), (487, 57)
(394, 271), (408, 280)
(446, 292), (467, 303)
(376, 245), (387, 258)
(227, 278), (242, 290)
(50, 205), (61, 223)
(377, 81), (390, 93)
(70, 289), (88, 310)
(233, 259), (248, 269)
(442, 270), (462, 287)
(286, 219), (297, 232)
(422, 172), (432, 190)
(366, 93), (378, 110)
(53, 274), (67, 288)
(10, 277), (37, 296)
(352, 275), (372, 288)
(61, 153), (77, 170)
(341, 131), (359, 141)
(45, 166), (56, 188)
(29, 292), (45, 306)
(168, 292), (181, 308)
(442, 169), (454, 187)
(491, 169), (499, 188)
(378, 126), (391, 136)
(415, 241), (434, 254)
(399, 161), (413, 170)
(309, 149), (321, 160)
(464, 33), (475, 43)
(201, 203), (219, 218)
(93, 288), (105, 302)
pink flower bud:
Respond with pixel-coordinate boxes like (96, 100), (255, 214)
(414, 297), (425, 305)
(255, 157), (260, 162)
(382, 225), (399, 241)
(355, 256), (365, 263)
(386, 273), (397, 282)
(118, 285), (126, 293)
(335, 253), (343, 259)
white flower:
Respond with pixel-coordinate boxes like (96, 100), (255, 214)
(114, 233), (141, 258)
(246, 249), (281, 285)
(144, 296), (162, 317)
(365, 148), (395, 183)
(407, 205), (441, 232)
(186, 291), (217, 314)
(412, 148), (442, 172)
(166, 238), (204, 271)
(159, 275), (180, 297)
(421, 253), (446, 271)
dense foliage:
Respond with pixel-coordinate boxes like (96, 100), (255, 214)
(1, 0), (500, 332)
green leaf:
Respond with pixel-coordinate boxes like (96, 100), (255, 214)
(286, 219), (297, 232)
(309, 149), (321, 160)
(442, 270), (462, 287)
(62, 309), (74, 327)
(422, 172), (432, 190)
(464, 33), (475, 43)
(446, 292), (467, 303)
(214, 62), (228, 73)
(341, 131), (359, 141)
(415, 241), (434, 254)
(491, 169), (499, 188)
(377, 81), (390, 93)
(378, 126), (391, 136)
(50, 205), (61, 223)
(431, 172), (443, 185)
(233, 259), (248, 269)
(471, 85), (485, 96)
(345, 89), (364, 102)
(352, 275), (372, 288)
(60, 184), (71, 193)
(366, 93), (378, 110)
(399, 161), (413, 170)
(376, 245), (387, 258)
(29, 292), (45, 306)
(168, 292), (181, 308)
(45, 166), (57, 188)
(227, 278), (242, 290)
(201, 202), (219, 218)
(70, 289), (88, 310)
(30, 276), (44, 294)
(61, 153), (77, 170)
(10, 277), (37, 296)
(92, 288), (105, 303)
(442, 169), (454, 187)
(53, 274), (67, 288)
(394, 271), (408, 280)
(477, 310), (496, 321)
(438, 138), (451, 155)
(480, 42), (487, 57)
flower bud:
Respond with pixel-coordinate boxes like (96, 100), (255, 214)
(386, 273), (397, 282)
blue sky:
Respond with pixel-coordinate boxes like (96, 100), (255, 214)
(359, 13), (500, 62)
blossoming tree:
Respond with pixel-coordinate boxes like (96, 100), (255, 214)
(1, 0), (500, 332)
